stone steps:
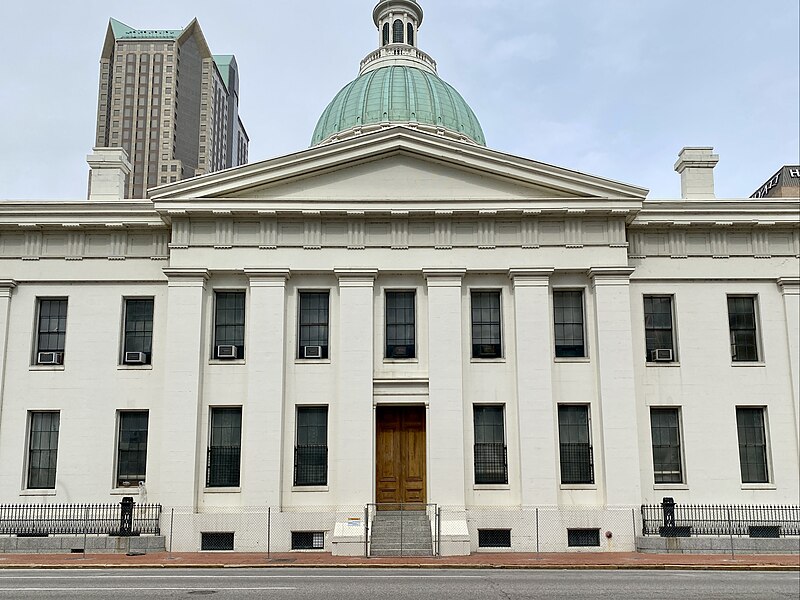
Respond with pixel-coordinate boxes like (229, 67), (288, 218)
(369, 510), (433, 557)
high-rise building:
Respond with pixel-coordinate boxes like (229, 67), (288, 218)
(93, 18), (249, 199)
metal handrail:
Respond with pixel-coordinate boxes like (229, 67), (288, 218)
(364, 502), (438, 557)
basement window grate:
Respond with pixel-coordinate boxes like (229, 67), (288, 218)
(567, 528), (600, 547)
(478, 529), (511, 548)
(201, 531), (234, 551)
(291, 531), (324, 550)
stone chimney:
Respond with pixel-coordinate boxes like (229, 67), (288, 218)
(87, 147), (132, 200)
(674, 147), (719, 199)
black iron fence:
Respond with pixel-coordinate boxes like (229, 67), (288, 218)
(642, 500), (800, 537)
(0, 501), (162, 536)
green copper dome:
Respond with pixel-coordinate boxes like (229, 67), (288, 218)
(311, 65), (486, 146)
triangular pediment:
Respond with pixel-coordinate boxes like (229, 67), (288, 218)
(149, 127), (648, 204)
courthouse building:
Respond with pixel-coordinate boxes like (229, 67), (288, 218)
(0, 0), (798, 554)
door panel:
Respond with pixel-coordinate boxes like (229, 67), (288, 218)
(376, 406), (426, 507)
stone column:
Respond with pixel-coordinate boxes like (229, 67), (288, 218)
(242, 269), (290, 507)
(778, 277), (800, 447)
(589, 267), (642, 507)
(0, 280), (17, 445)
(159, 268), (208, 508)
(424, 268), (467, 508)
(509, 269), (558, 507)
(334, 269), (377, 505)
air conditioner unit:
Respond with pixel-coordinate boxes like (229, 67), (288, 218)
(651, 348), (674, 362)
(304, 345), (322, 359)
(37, 352), (63, 365)
(217, 345), (238, 359)
(124, 351), (147, 364)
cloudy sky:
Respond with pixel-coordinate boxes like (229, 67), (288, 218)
(0, 0), (797, 199)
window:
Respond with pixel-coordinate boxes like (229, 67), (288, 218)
(393, 19), (404, 43)
(567, 529), (600, 547)
(736, 407), (769, 483)
(478, 529), (511, 548)
(644, 296), (676, 362)
(382, 22), (390, 45)
(35, 298), (68, 364)
(650, 408), (683, 484)
(122, 298), (154, 364)
(553, 290), (585, 357)
(294, 407), (328, 486)
(298, 292), (329, 359)
(292, 531), (324, 550)
(213, 291), (245, 359)
(471, 291), (502, 358)
(407, 23), (414, 46)
(27, 411), (60, 489)
(728, 296), (759, 362)
(386, 291), (415, 358)
(558, 405), (594, 484)
(206, 407), (242, 487)
(116, 411), (149, 487)
(473, 405), (507, 484)
(201, 532), (234, 551)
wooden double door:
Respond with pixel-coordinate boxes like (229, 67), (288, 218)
(375, 405), (426, 507)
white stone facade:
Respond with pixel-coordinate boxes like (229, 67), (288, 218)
(0, 129), (798, 554)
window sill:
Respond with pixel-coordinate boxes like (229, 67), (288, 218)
(554, 357), (590, 363)
(470, 358), (506, 363)
(291, 486), (329, 492)
(208, 360), (246, 366)
(741, 483), (776, 490)
(646, 362), (681, 368)
(731, 362), (766, 368)
(654, 483), (689, 490)
(110, 487), (143, 495)
(203, 487), (241, 494)
(20, 489), (57, 496)
(29, 365), (65, 372)
(473, 484), (510, 491)
(383, 358), (419, 364)
(117, 364), (153, 370)
(560, 484), (597, 490)
(294, 359), (331, 365)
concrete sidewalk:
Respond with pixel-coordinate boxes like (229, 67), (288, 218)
(0, 551), (798, 571)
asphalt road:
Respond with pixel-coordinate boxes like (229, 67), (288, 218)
(0, 568), (797, 599)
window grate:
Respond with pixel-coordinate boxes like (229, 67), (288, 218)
(478, 529), (511, 548)
(207, 408), (242, 487)
(201, 532), (234, 551)
(567, 528), (600, 547)
(291, 531), (324, 550)
(558, 405), (594, 484)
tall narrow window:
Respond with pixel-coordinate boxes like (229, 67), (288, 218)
(650, 408), (683, 484)
(382, 22), (390, 46)
(473, 406), (507, 484)
(407, 23), (414, 45)
(386, 291), (415, 358)
(27, 412), (60, 489)
(207, 407), (242, 487)
(298, 291), (329, 359)
(393, 19), (404, 43)
(728, 296), (759, 362)
(117, 411), (149, 487)
(35, 298), (68, 364)
(122, 298), (154, 364)
(558, 405), (594, 484)
(553, 291), (585, 357)
(471, 291), (502, 358)
(295, 407), (328, 486)
(214, 291), (245, 359)
(736, 407), (769, 483)
(644, 296), (675, 362)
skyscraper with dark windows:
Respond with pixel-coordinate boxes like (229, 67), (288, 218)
(94, 18), (248, 199)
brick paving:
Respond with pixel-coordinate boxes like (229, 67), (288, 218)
(0, 551), (797, 570)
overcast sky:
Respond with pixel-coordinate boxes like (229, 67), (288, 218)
(0, 0), (798, 199)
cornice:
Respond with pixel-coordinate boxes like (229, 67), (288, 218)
(0, 201), (166, 229)
(633, 199), (800, 227)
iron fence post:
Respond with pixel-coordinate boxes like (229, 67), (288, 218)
(364, 505), (370, 558)
(82, 506), (89, 559)
(535, 507), (539, 554)
(169, 508), (174, 555)
(727, 506), (735, 558)
(267, 506), (271, 559)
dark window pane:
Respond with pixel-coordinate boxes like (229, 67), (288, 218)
(207, 407), (241, 487)
(299, 292), (329, 359)
(473, 406), (507, 484)
(37, 299), (68, 355)
(117, 411), (149, 487)
(728, 297), (759, 362)
(558, 405), (594, 484)
(644, 296), (675, 361)
(386, 291), (415, 358)
(214, 292), (245, 359)
(650, 408), (682, 484)
(123, 299), (154, 363)
(27, 412), (59, 489)
(736, 407), (768, 483)
(393, 19), (404, 43)
(554, 291), (585, 357)
(295, 407), (328, 486)
(471, 291), (502, 358)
